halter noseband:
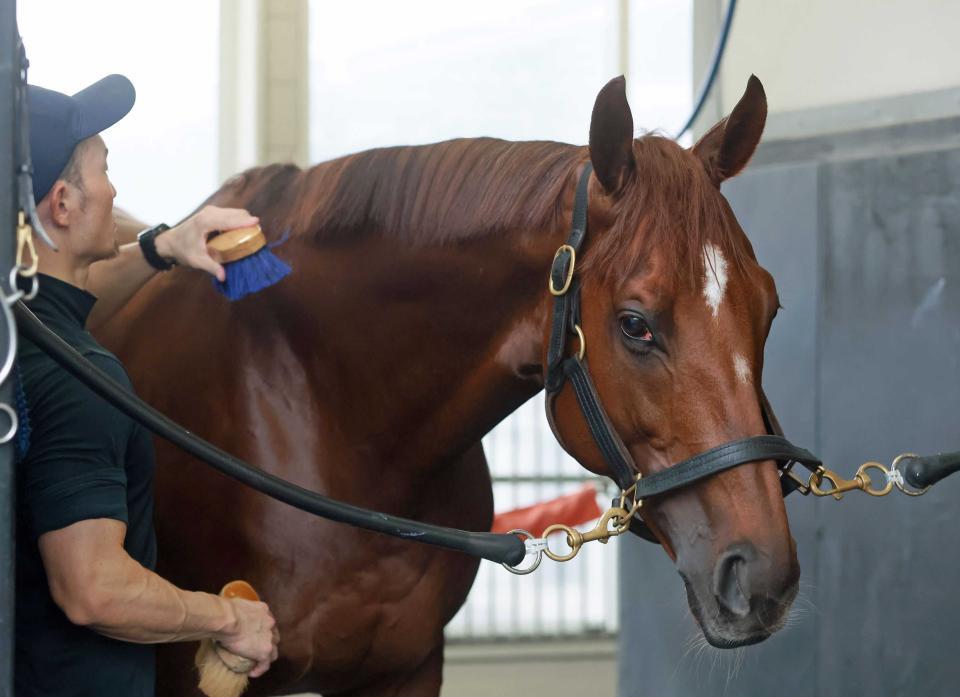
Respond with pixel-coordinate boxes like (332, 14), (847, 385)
(543, 163), (821, 543)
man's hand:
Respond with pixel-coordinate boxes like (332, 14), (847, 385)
(216, 597), (280, 678)
(154, 205), (259, 282)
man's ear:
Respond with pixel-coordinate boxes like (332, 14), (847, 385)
(589, 76), (636, 195)
(45, 180), (73, 228)
(692, 74), (767, 187)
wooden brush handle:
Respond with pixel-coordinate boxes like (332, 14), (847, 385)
(207, 226), (266, 263)
(221, 580), (260, 602)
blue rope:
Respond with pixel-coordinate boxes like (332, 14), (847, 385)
(674, 0), (738, 139)
(14, 362), (31, 461)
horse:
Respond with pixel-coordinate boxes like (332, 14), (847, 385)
(98, 74), (797, 696)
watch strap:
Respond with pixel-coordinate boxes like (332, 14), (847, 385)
(137, 223), (174, 271)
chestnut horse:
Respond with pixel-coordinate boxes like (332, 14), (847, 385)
(99, 75), (796, 696)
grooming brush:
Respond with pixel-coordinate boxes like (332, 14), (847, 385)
(207, 225), (291, 301)
(195, 580), (263, 697)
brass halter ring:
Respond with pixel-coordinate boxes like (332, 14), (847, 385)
(572, 324), (586, 361)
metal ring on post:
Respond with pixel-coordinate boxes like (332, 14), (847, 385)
(0, 288), (18, 387)
(5, 266), (24, 305)
(501, 529), (543, 575)
(0, 403), (18, 444)
(6, 264), (36, 304)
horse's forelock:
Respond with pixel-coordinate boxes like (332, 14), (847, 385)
(582, 135), (751, 289)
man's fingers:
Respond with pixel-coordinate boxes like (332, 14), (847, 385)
(207, 245), (225, 264)
(190, 255), (226, 282)
(199, 206), (258, 234)
(249, 659), (270, 679)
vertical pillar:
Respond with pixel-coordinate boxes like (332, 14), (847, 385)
(0, 2), (17, 694)
(262, 0), (309, 166)
(219, 0), (309, 183)
(618, 0), (630, 83)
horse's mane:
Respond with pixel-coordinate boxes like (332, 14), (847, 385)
(220, 136), (748, 284)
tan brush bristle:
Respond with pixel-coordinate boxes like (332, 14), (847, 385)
(196, 581), (260, 697)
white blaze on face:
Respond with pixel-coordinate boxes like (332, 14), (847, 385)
(733, 353), (751, 385)
(702, 243), (728, 319)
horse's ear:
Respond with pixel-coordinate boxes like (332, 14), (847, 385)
(693, 74), (767, 186)
(589, 76), (636, 195)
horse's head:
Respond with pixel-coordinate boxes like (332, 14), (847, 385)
(546, 76), (796, 648)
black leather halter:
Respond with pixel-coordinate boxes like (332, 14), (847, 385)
(543, 164), (822, 544)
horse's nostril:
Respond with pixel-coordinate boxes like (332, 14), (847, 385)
(714, 544), (756, 618)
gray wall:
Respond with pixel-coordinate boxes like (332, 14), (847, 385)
(619, 114), (960, 697)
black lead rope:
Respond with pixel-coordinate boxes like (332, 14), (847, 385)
(902, 452), (960, 490)
(13, 301), (526, 567)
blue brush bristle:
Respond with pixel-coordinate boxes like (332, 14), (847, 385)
(214, 246), (292, 301)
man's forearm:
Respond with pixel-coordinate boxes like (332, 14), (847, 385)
(84, 554), (236, 644)
(41, 507), (277, 668)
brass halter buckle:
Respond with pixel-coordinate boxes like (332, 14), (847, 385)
(548, 244), (576, 296)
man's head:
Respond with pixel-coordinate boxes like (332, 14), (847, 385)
(29, 75), (135, 266)
(42, 134), (119, 263)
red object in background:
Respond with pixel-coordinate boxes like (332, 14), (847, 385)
(491, 484), (603, 536)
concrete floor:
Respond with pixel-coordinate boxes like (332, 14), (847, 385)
(444, 639), (617, 697)
(281, 638), (617, 697)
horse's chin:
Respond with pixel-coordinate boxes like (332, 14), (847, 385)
(680, 572), (797, 649)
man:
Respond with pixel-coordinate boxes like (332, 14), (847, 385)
(15, 74), (280, 696)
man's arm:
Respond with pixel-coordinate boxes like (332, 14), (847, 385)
(39, 518), (279, 677)
(86, 205), (258, 331)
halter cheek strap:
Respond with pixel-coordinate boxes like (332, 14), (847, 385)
(542, 164), (822, 544)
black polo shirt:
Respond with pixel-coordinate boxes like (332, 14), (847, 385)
(15, 273), (157, 697)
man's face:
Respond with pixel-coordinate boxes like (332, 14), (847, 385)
(66, 135), (118, 262)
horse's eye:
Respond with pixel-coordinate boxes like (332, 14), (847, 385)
(620, 314), (654, 344)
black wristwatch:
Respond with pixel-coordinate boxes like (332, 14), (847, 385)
(137, 223), (174, 271)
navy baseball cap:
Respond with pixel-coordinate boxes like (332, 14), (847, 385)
(28, 74), (136, 202)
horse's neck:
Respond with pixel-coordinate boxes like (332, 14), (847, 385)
(270, 227), (560, 470)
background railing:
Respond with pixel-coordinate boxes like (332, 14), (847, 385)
(445, 393), (618, 642)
